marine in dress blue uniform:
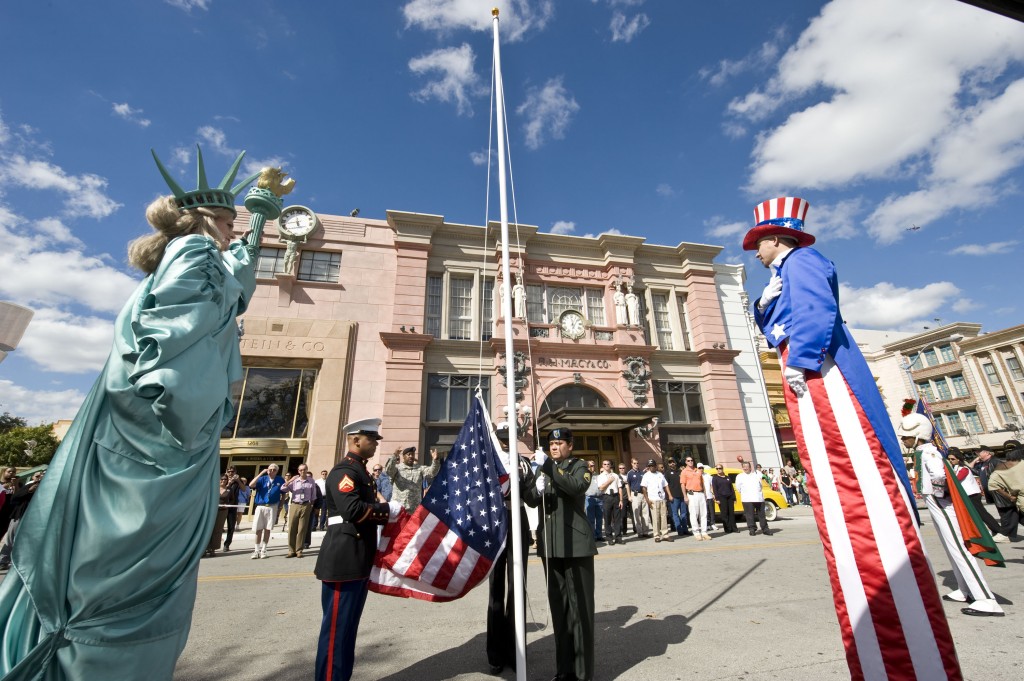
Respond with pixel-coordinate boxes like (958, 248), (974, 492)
(314, 418), (393, 681)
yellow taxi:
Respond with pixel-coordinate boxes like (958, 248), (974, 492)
(709, 467), (790, 521)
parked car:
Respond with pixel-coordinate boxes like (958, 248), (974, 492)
(711, 468), (789, 521)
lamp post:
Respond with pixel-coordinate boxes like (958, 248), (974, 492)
(0, 302), (34, 364)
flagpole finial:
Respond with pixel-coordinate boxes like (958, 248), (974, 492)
(492, 7), (499, 17)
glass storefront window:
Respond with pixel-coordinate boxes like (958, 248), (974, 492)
(224, 367), (318, 439)
(653, 381), (704, 423)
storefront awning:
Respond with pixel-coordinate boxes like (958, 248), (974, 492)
(537, 407), (661, 433)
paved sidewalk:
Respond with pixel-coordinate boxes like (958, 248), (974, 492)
(175, 506), (1022, 681)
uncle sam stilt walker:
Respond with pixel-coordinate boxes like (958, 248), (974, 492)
(744, 198), (961, 680)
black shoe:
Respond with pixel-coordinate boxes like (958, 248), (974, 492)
(961, 607), (1005, 617)
(763, 530), (773, 536)
(749, 530), (756, 535)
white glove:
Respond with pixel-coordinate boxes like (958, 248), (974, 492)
(387, 501), (403, 520)
(536, 475), (547, 493)
(534, 448), (548, 467)
(784, 365), (807, 397)
(757, 275), (783, 311)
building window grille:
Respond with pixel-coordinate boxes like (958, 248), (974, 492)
(425, 275), (442, 337)
(526, 285), (545, 323)
(480, 280), (494, 341)
(297, 251), (341, 283)
(255, 247), (287, 278)
(950, 374), (969, 398)
(637, 293), (651, 345)
(922, 349), (938, 367)
(1007, 356), (1024, 381)
(938, 344), (955, 364)
(917, 382), (935, 403)
(653, 381), (704, 423)
(946, 412), (964, 433)
(585, 288), (606, 326)
(983, 363), (999, 385)
(426, 374), (489, 423)
(934, 415), (948, 439)
(652, 293), (673, 350)
(676, 293), (691, 351)
(448, 277), (474, 340)
(963, 410), (983, 434)
(224, 367), (317, 439)
(549, 287), (583, 320)
(997, 396), (1016, 423)
(935, 379), (952, 401)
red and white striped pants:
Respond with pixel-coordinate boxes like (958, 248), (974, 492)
(782, 349), (961, 680)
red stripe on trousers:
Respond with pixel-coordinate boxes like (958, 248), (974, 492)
(324, 584), (340, 681)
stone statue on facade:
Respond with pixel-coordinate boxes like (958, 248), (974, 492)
(512, 273), (526, 319)
(282, 239), (299, 274)
(612, 281), (627, 326)
(625, 282), (640, 327)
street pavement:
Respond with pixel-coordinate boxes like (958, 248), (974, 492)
(174, 506), (1022, 681)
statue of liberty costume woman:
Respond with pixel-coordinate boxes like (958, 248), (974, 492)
(0, 148), (270, 680)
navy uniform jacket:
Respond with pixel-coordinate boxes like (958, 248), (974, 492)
(523, 456), (597, 559)
(314, 453), (390, 582)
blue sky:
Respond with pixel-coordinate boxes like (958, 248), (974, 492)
(2, 0), (1023, 423)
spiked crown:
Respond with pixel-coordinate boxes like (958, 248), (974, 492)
(152, 145), (259, 215)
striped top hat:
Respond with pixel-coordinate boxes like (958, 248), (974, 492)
(741, 196), (815, 251)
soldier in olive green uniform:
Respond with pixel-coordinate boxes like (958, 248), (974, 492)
(523, 427), (596, 681)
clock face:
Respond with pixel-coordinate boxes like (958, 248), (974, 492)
(559, 310), (586, 340)
(279, 206), (318, 237)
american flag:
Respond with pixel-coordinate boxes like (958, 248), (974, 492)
(368, 397), (508, 602)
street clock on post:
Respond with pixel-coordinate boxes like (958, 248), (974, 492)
(558, 309), (587, 340)
(277, 205), (319, 275)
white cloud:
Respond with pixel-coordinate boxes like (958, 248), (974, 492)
(550, 220), (576, 235)
(0, 379), (87, 425)
(952, 297), (979, 313)
(402, 0), (554, 42)
(839, 280), (960, 330)
(241, 156), (287, 180)
(655, 183), (675, 197)
(470, 149), (490, 166)
(0, 210), (139, 316)
(197, 126), (238, 156)
(730, 0), (1024, 243)
(16, 308), (117, 374)
(409, 44), (483, 116)
(112, 102), (151, 128)
(0, 111), (8, 145)
(164, 0), (210, 11)
(581, 227), (625, 238)
(702, 36), (781, 87)
(950, 240), (1019, 256)
(705, 216), (746, 240)
(0, 154), (121, 219)
(609, 11), (650, 43)
(517, 77), (580, 150)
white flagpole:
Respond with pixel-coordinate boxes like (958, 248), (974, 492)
(492, 9), (527, 681)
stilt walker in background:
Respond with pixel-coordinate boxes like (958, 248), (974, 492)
(897, 413), (1004, 617)
(744, 197), (961, 680)
(0, 147), (266, 680)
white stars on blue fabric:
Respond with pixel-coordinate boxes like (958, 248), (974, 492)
(771, 323), (786, 340)
(420, 403), (507, 559)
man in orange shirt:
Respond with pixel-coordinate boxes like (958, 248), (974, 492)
(680, 457), (710, 540)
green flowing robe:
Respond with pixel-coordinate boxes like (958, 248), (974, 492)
(0, 235), (255, 680)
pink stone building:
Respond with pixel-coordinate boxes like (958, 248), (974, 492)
(221, 207), (768, 481)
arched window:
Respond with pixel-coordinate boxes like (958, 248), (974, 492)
(540, 384), (608, 414)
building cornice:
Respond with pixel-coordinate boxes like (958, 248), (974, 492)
(882, 322), (983, 352)
(958, 323), (1024, 352)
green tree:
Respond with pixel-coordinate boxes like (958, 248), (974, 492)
(0, 413), (59, 468)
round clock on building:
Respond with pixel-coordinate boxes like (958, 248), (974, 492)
(559, 310), (587, 340)
(278, 205), (319, 238)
